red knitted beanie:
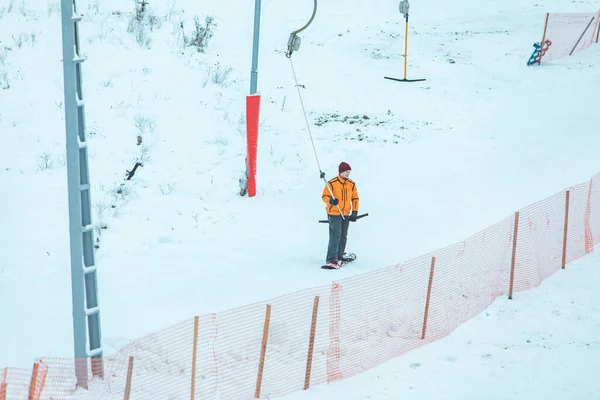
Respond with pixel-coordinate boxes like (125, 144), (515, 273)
(338, 162), (351, 174)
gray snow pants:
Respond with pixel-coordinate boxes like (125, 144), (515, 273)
(326, 214), (350, 262)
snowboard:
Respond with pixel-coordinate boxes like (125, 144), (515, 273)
(321, 253), (357, 270)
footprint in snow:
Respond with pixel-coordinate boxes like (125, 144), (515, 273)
(442, 355), (458, 363)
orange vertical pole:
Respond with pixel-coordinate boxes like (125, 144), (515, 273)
(191, 316), (199, 400)
(421, 257), (436, 340)
(585, 179), (594, 254)
(0, 368), (7, 400)
(509, 212), (520, 299)
(28, 363), (40, 400)
(255, 304), (271, 398)
(562, 190), (570, 269)
(123, 357), (134, 400)
(539, 13), (550, 64)
(34, 362), (48, 400)
(304, 296), (320, 390)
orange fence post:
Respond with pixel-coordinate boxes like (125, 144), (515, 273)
(509, 211), (520, 300)
(255, 304), (271, 398)
(28, 362), (40, 400)
(304, 296), (320, 390)
(123, 356), (134, 400)
(0, 368), (7, 400)
(191, 316), (199, 400)
(585, 179), (594, 254)
(421, 257), (436, 340)
(36, 362), (48, 400)
(562, 190), (570, 269)
(539, 13), (550, 64)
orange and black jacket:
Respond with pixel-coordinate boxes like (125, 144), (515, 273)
(322, 176), (359, 216)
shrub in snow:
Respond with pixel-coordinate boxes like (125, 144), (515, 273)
(13, 69), (24, 81)
(0, 71), (9, 89)
(93, 199), (111, 238)
(111, 183), (133, 205)
(182, 15), (215, 53)
(30, 31), (38, 46)
(36, 151), (53, 171)
(133, 114), (155, 148)
(210, 62), (232, 86)
(159, 183), (175, 195)
(237, 114), (246, 136)
(127, 2), (161, 49)
(202, 62), (233, 88)
(46, 3), (60, 17)
(87, 0), (100, 15)
(17, 0), (29, 17)
(134, 114), (156, 135)
(12, 33), (28, 49)
(138, 144), (152, 164)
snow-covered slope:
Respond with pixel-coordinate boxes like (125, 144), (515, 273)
(1, 0), (600, 398)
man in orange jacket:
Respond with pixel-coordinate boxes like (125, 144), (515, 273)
(321, 162), (360, 265)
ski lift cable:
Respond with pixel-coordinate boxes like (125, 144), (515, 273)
(287, 58), (322, 175)
(285, 0), (345, 218)
(288, 57), (345, 218)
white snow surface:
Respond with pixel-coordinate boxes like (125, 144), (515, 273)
(1, 0), (600, 398)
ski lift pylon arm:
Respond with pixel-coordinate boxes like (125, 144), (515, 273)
(286, 0), (317, 58)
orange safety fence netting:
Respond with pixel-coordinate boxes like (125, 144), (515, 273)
(0, 363), (47, 400)
(540, 11), (600, 62)
(1, 368), (31, 400)
(2, 173), (600, 399)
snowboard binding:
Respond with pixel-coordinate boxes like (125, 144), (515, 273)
(321, 253), (357, 270)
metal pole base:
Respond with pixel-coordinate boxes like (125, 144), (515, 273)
(384, 76), (426, 82)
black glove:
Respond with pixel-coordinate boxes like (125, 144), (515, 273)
(348, 211), (358, 222)
(329, 197), (339, 206)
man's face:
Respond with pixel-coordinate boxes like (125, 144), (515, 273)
(340, 170), (351, 179)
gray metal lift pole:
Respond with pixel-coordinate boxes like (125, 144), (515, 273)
(60, 0), (103, 388)
(250, 0), (262, 94)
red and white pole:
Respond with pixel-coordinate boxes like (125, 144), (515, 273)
(246, 94), (261, 197)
